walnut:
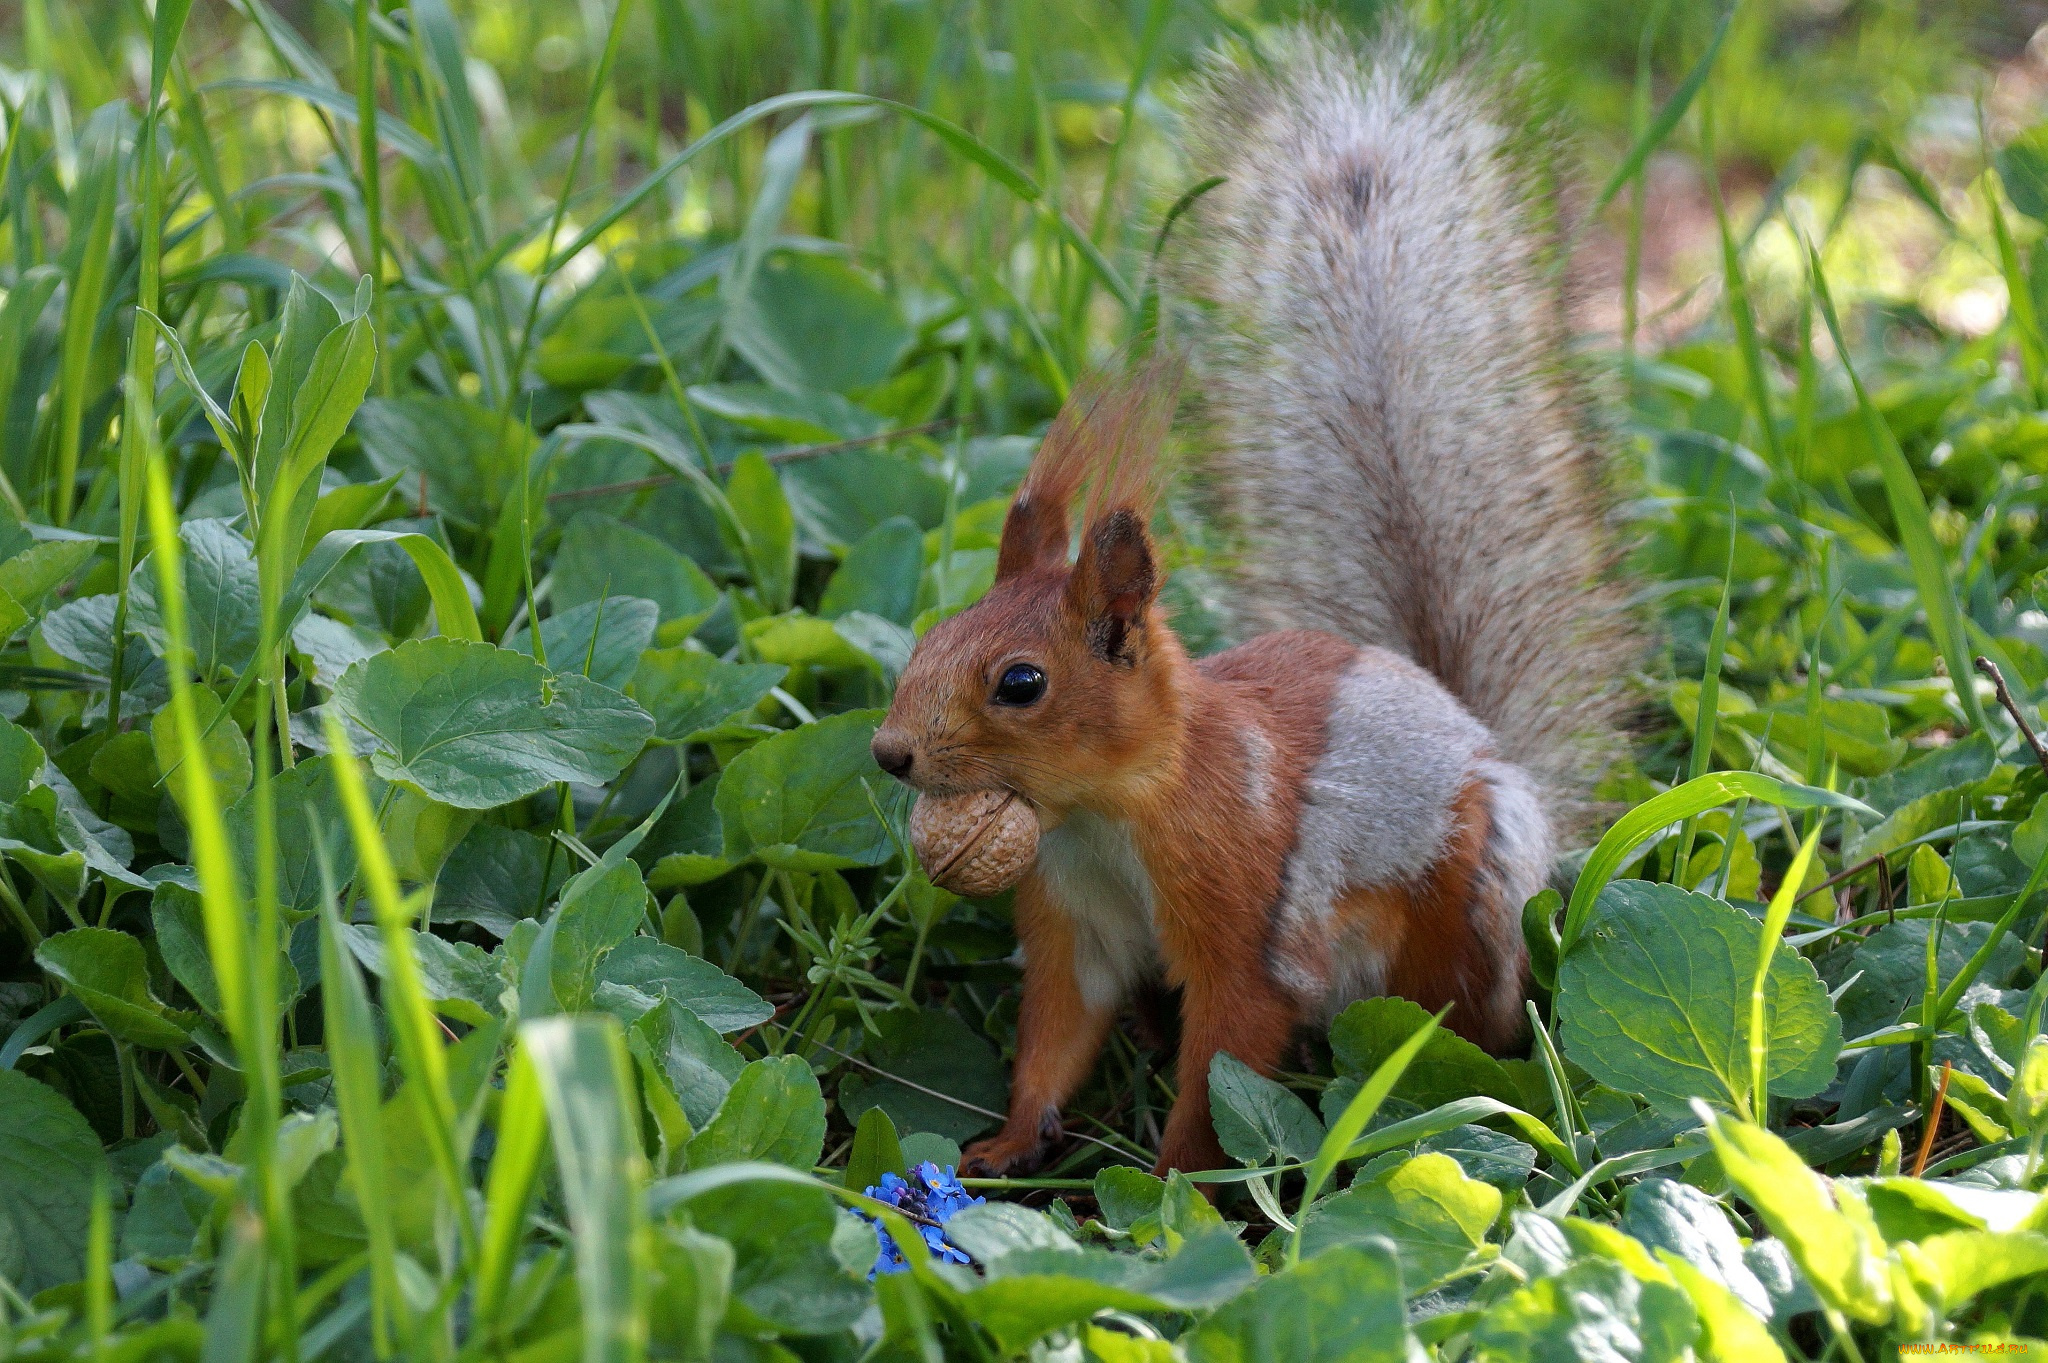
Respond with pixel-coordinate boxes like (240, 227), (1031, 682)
(909, 789), (1039, 897)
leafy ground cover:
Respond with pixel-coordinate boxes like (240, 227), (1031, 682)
(1, 0), (2047, 1358)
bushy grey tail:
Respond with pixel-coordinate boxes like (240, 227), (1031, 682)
(1167, 18), (1638, 830)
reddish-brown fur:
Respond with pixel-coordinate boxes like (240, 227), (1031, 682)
(872, 371), (1509, 1175)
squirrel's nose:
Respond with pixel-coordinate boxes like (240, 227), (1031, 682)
(871, 731), (915, 780)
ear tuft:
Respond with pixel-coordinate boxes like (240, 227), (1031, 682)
(995, 492), (1068, 580)
(1072, 509), (1157, 665)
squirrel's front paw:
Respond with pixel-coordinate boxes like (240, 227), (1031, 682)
(961, 1110), (1061, 1176)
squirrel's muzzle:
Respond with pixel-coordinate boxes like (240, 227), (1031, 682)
(871, 729), (915, 781)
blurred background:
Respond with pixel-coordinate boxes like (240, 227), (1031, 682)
(11, 0), (2048, 369)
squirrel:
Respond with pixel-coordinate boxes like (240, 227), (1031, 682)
(870, 18), (1638, 1176)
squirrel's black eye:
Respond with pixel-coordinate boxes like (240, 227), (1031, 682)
(993, 663), (1046, 707)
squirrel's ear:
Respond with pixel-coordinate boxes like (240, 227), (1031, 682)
(995, 489), (1069, 580)
(1070, 509), (1157, 665)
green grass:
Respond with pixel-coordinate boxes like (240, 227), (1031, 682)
(0, 0), (2046, 1358)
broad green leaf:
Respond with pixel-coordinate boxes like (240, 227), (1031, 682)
(0, 540), (98, 618)
(122, 1160), (207, 1263)
(531, 860), (652, 1015)
(1094, 1167), (1168, 1233)
(226, 753), (363, 915)
(287, 526), (483, 642)
(783, 451), (950, 556)
(332, 638), (654, 809)
(354, 395), (533, 527)
(1843, 771), (2013, 864)
(596, 938), (772, 1033)
(1209, 1051), (1323, 1165)
(687, 1054), (827, 1169)
(433, 824), (567, 937)
(1909, 1230), (2048, 1307)
(131, 519), (261, 680)
(1997, 122), (2048, 221)
(687, 1180), (869, 1335)
(945, 1202), (1079, 1262)
(638, 778), (736, 888)
(1557, 881), (1842, 1108)
(628, 649), (785, 744)
(687, 383), (881, 443)
(35, 928), (195, 1050)
(1823, 919), (2026, 1040)
(151, 687), (252, 814)
(1298, 1153), (1500, 1289)
(715, 709), (891, 871)
(1704, 1113), (1892, 1325)
(633, 997), (746, 1128)
(1622, 1178), (1772, 1320)
(508, 595), (659, 691)
(0, 717), (45, 802)
(1471, 1256), (1699, 1363)
(1656, 1253), (1788, 1363)
(965, 1230), (1256, 1354)
(723, 252), (912, 394)
(744, 611), (879, 672)
(1416, 1124), (1539, 1192)
(724, 452), (797, 612)
(648, 1223), (734, 1359)
(837, 1007), (1006, 1143)
(1186, 1242), (1408, 1363)
(845, 1106), (908, 1193)
(820, 516), (924, 624)
(342, 925), (501, 1027)
(1329, 997), (1522, 1111)
(252, 276), (342, 493)
(553, 513), (719, 635)
(0, 1069), (109, 1295)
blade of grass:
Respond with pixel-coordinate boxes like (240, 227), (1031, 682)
(1673, 520), (1737, 881)
(51, 123), (117, 525)
(1582, 5), (1733, 229)
(1749, 819), (1826, 1120)
(523, 1016), (650, 1363)
(472, 1039), (550, 1340)
(549, 90), (1135, 310)
(1701, 87), (1785, 475)
(315, 890), (404, 1358)
(322, 709), (478, 1260)
(1802, 233), (1989, 731)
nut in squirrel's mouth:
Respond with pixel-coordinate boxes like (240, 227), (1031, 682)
(908, 788), (1042, 898)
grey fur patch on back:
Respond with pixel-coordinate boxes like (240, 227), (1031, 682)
(1273, 650), (1489, 946)
(1035, 809), (1159, 1011)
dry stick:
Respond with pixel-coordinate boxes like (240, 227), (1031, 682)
(1910, 1060), (1953, 1178)
(1797, 852), (1885, 905)
(1975, 656), (2048, 777)
(547, 418), (958, 503)
(808, 1039), (1142, 1161)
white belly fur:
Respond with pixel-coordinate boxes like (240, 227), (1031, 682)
(1032, 809), (1159, 1010)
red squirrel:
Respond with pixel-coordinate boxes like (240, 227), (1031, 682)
(871, 20), (1637, 1175)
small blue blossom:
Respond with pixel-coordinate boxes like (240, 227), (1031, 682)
(860, 1162), (984, 1276)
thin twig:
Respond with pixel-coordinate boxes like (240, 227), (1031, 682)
(547, 418), (958, 503)
(1910, 1060), (1952, 1178)
(1797, 852), (1885, 904)
(1975, 656), (2048, 776)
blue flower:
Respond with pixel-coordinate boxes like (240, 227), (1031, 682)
(860, 1162), (985, 1276)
